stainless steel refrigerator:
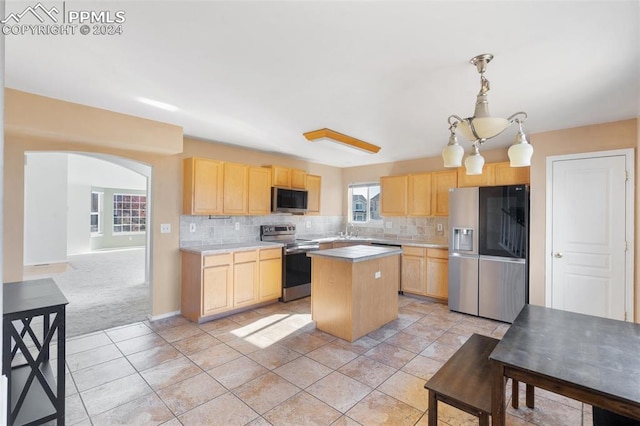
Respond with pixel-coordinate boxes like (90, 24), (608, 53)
(448, 185), (529, 323)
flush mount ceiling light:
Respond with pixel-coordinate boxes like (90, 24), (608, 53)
(303, 128), (381, 154)
(442, 54), (533, 175)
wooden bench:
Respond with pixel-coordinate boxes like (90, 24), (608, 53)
(424, 333), (534, 426)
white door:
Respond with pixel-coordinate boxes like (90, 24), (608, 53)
(547, 150), (633, 320)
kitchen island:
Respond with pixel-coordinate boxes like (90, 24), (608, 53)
(308, 245), (402, 342)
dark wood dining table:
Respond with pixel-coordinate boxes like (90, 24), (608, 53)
(489, 304), (640, 426)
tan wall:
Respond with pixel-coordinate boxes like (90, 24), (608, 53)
(528, 119), (637, 314)
(3, 91), (343, 317)
(5, 89), (184, 155)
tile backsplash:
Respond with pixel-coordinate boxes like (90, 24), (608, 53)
(180, 214), (448, 247)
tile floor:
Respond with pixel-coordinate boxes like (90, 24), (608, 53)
(52, 295), (592, 425)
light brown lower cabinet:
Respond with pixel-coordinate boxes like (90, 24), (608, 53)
(181, 247), (282, 322)
(401, 246), (448, 300)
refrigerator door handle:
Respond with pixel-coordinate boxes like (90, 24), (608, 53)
(479, 255), (525, 264)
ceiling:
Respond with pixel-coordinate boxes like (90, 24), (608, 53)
(4, 1), (639, 167)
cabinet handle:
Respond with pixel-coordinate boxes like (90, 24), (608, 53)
(553, 252), (563, 258)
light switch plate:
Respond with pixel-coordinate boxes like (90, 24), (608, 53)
(160, 223), (171, 233)
(189, 223), (196, 233)
(235, 222), (240, 231)
(374, 271), (381, 279)
(385, 221), (392, 229)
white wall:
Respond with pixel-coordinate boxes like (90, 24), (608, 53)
(25, 153), (147, 258)
(67, 154), (146, 254)
(24, 153), (68, 265)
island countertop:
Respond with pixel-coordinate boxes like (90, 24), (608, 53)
(307, 244), (402, 263)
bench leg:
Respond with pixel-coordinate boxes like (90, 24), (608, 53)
(479, 412), (489, 426)
(512, 379), (519, 409)
(428, 391), (438, 426)
(526, 384), (535, 409)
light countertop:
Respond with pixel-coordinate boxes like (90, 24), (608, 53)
(307, 244), (402, 263)
(311, 236), (447, 250)
(180, 241), (284, 255)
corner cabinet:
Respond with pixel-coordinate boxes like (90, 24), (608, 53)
(306, 174), (321, 214)
(181, 247), (282, 323)
(183, 157), (224, 215)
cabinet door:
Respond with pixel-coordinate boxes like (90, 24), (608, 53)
(401, 247), (427, 295)
(271, 166), (290, 188)
(248, 167), (272, 215)
(457, 163), (495, 188)
(426, 249), (448, 300)
(223, 162), (248, 215)
(183, 157), (224, 215)
(306, 174), (321, 214)
(431, 170), (458, 216)
(259, 249), (282, 301)
(408, 173), (432, 216)
(233, 251), (258, 307)
(202, 264), (233, 315)
(290, 169), (307, 189)
(380, 175), (408, 216)
(494, 162), (530, 185)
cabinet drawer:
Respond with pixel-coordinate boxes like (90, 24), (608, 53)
(402, 246), (426, 257)
(203, 253), (232, 268)
(235, 250), (258, 263)
(260, 248), (282, 260)
(427, 248), (448, 259)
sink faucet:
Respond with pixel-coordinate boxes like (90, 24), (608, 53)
(346, 223), (356, 237)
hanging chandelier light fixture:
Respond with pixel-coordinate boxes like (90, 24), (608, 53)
(442, 53), (533, 175)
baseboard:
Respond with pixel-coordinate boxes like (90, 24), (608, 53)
(148, 310), (180, 321)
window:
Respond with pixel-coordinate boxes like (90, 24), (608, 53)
(113, 193), (147, 233)
(348, 183), (381, 224)
(90, 191), (103, 234)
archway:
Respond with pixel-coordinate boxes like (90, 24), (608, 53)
(23, 151), (153, 337)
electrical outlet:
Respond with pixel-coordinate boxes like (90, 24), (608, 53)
(437, 223), (443, 232)
(235, 222), (240, 231)
(385, 221), (392, 229)
(374, 271), (381, 279)
(306, 221), (311, 229)
(189, 223), (196, 233)
(160, 223), (171, 233)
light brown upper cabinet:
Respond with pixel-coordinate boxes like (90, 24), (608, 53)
(408, 173), (432, 216)
(223, 162), (248, 215)
(270, 165), (307, 189)
(183, 157), (224, 215)
(248, 166), (272, 215)
(306, 174), (321, 214)
(290, 168), (307, 189)
(457, 163), (496, 188)
(271, 165), (291, 188)
(457, 162), (530, 187)
(494, 162), (530, 185)
(431, 170), (458, 216)
(380, 175), (408, 216)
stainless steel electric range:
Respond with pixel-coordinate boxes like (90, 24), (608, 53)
(260, 224), (319, 302)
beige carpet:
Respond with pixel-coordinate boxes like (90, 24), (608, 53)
(24, 248), (149, 338)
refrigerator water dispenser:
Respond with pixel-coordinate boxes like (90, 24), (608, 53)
(452, 227), (474, 251)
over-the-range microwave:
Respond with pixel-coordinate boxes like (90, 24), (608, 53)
(271, 187), (308, 213)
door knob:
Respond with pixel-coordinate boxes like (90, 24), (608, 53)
(554, 252), (563, 258)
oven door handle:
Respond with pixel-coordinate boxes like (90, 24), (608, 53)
(285, 246), (319, 254)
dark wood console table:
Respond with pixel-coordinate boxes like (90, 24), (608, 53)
(3, 278), (68, 425)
